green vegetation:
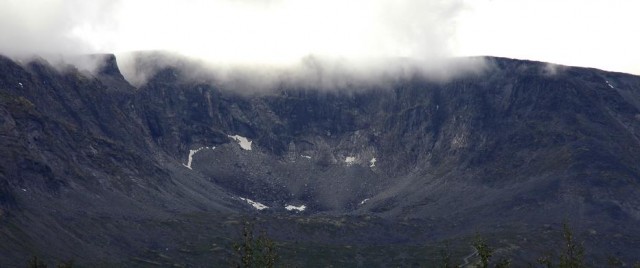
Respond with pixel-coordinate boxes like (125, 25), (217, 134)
(24, 221), (638, 267)
(28, 256), (46, 268)
(558, 222), (585, 268)
(232, 220), (278, 268)
(494, 258), (511, 268)
(434, 222), (614, 268)
(0, 91), (36, 113)
(536, 222), (585, 268)
(472, 234), (494, 268)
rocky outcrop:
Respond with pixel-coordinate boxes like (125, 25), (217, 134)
(1, 53), (640, 265)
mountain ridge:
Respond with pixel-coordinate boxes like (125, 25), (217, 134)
(1, 53), (640, 265)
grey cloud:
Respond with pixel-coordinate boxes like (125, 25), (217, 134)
(1, 0), (486, 88)
(0, 0), (118, 71)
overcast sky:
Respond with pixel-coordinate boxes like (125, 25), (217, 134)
(0, 0), (638, 75)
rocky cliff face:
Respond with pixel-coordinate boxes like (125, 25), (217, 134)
(1, 53), (640, 265)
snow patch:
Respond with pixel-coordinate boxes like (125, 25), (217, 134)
(369, 157), (377, 167)
(240, 197), (268, 210)
(285, 204), (306, 212)
(301, 155), (311, 159)
(183, 146), (215, 170)
(18, 82), (23, 88)
(21, 188), (27, 192)
(228, 135), (252, 150)
(359, 198), (369, 205)
(345, 156), (356, 166)
(606, 80), (614, 88)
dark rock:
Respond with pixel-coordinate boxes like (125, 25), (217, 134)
(1, 53), (640, 265)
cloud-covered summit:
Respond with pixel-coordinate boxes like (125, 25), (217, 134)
(1, 0), (484, 88)
(0, 0), (465, 66)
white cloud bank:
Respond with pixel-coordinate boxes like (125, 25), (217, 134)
(0, 0), (637, 76)
(0, 0), (463, 63)
(0, 0), (116, 57)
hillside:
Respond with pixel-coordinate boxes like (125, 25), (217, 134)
(1, 54), (640, 266)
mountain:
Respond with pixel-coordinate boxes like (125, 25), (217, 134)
(1, 53), (640, 266)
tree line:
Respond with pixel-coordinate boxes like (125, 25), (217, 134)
(26, 221), (640, 267)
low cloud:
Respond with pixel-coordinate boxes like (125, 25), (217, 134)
(0, 0), (116, 59)
(119, 52), (487, 93)
(0, 0), (486, 87)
